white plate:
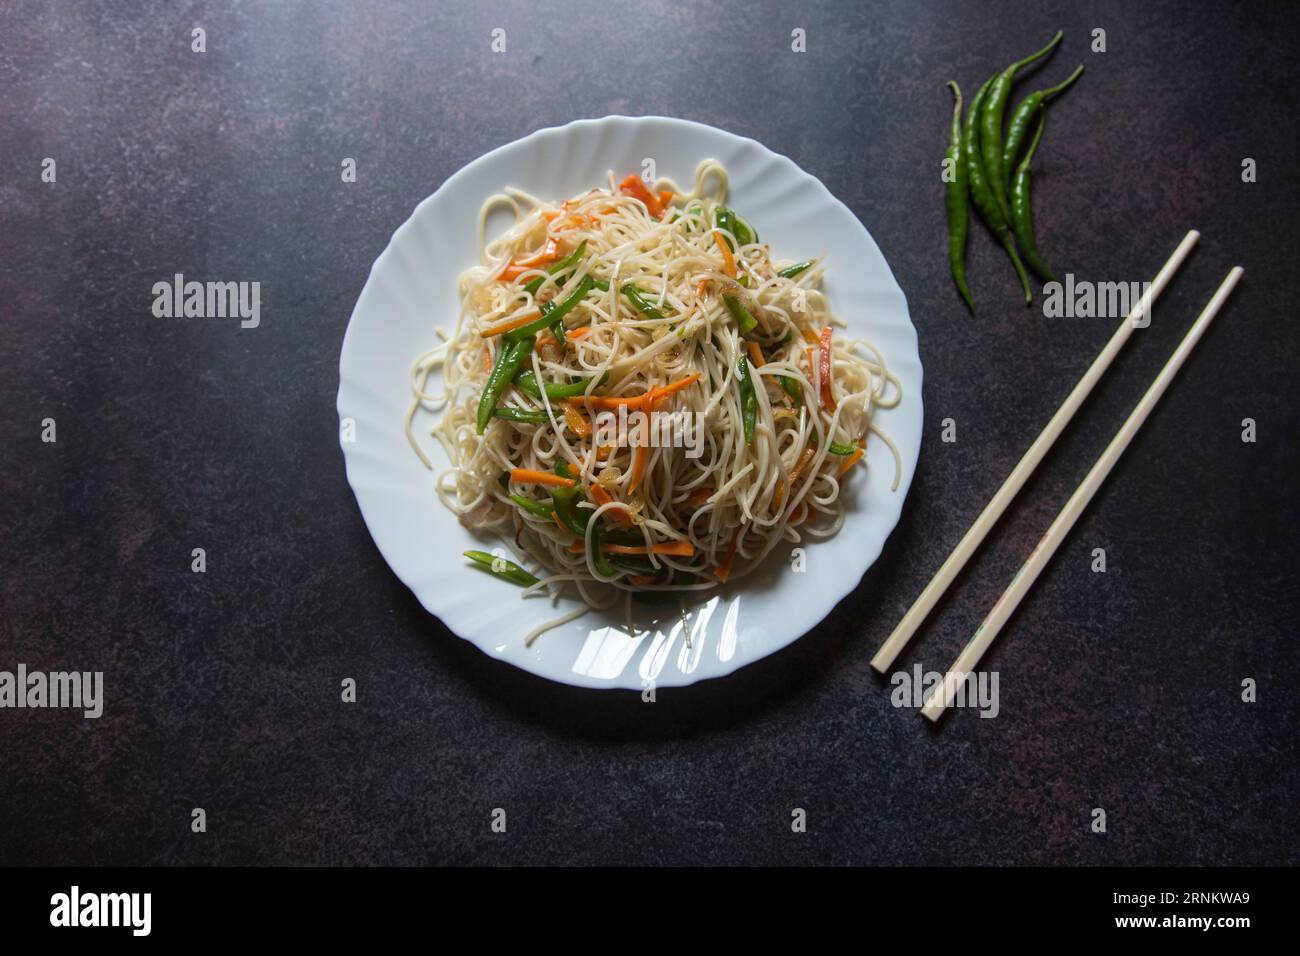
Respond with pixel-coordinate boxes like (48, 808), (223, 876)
(338, 115), (922, 689)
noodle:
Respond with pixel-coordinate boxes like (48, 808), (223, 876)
(404, 160), (901, 634)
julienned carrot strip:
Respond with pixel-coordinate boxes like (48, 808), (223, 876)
(618, 174), (663, 217)
(819, 326), (835, 411)
(567, 325), (592, 340)
(568, 539), (695, 557)
(565, 372), (701, 411)
(645, 372), (701, 405)
(564, 405), (592, 438)
(776, 446), (816, 510)
(658, 189), (673, 210)
(789, 503), (808, 526)
(788, 447), (817, 487)
(547, 201), (588, 232)
(746, 340), (765, 368)
(628, 440), (647, 494)
(552, 215), (589, 232)
(515, 238), (559, 267)
(510, 468), (576, 488)
(589, 483), (634, 526)
(628, 574), (660, 587)
(500, 239), (561, 281)
(802, 327), (820, 344)
(837, 447), (864, 477)
(715, 528), (741, 582)
(481, 310), (544, 338)
(483, 348), (492, 373)
(713, 230), (736, 277)
(684, 486), (713, 508)
(607, 539), (694, 558)
(780, 450), (811, 515)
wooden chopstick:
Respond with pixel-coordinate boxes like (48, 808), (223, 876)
(921, 267), (1244, 722)
(870, 231), (1201, 674)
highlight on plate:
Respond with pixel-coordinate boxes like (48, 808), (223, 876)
(405, 159), (902, 644)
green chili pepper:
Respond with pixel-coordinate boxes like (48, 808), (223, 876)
(492, 406), (550, 424)
(778, 375), (803, 405)
(1002, 64), (1083, 173)
(613, 565), (657, 580)
(509, 301), (554, 342)
(723, 294), (758, 335)
(514, 371), (609, 401)
(778, 260), (814, 279)
(476, 334), (536, 433)
(811, 433), (857, 455)
(508, 494), (555, 519)
(965, 74), (1033, 305)
(621, 284), (666, 319)
(944, 80), (975, 314)
(549, 486), (589, 537)
(554, 460), (574, 479)
(603, 548), (655, 572)
(522, 240), (587, 296)
(600, 530), (647, 547)
(1010, 114), (1056, 283)
(980, 30), (1062, 218)
(730, 211), (758, 245)
(608, 553), (657, 575)
(713, 207), (737, 250)
(737, 355), (757, 445)
(505, 275), (595, 343)
(588, 522), (618, 579)
(464, 550), (539, 588)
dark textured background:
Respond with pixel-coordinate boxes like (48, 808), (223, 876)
(1, 0), (1297, 866)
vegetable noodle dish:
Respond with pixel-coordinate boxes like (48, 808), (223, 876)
(406, 160), (902, 644)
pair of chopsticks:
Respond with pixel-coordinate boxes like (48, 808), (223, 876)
(870, 230), (1243, 721)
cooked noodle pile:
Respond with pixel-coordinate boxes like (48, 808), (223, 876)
(406, 160), (901, 643)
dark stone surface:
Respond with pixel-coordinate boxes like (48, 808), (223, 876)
(1, 0), (1297, 865)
